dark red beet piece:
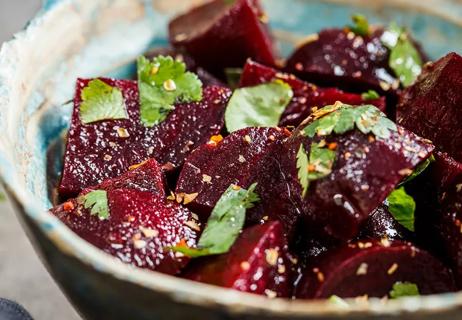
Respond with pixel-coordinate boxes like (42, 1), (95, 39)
(295, 240), (456, 299)
(182, 221), (294, 297)
(169, 0), (277, 76)
(51, 188), (199, 275)
(397, 53), (462, 162)
(358, 205), (411, 241)
(282, 124), (433, 241)
(59, 78), (231, 198)
(175, 127), (290, 220)
(93, 158), (166, 197)
(240, 60), (386, 127)
(144, 47), (225, 86)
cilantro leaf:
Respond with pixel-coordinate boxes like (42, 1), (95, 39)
(386, 187), (416, 231)
(381, 23), (422, 87)
(302, 103), (397, 140)
(297, 144), (309, 197)
(361, 90), (380, 101)
(225, 81), (293, 132)
(224, 68), (243, 89)
(137, 55), (203, 127)
(171, 183), (260, 257)
(389, 282), (420, 299)
(78, 190), (109, 220)
(79, 79), (128, 124)
(400, 155), (435, 186)
(296, 142), (336, 197)
(349, 14), (370, 37)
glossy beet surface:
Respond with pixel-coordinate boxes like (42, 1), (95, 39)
(59, 78), (231, 198)
(295, 240), (456, 299)
(175, 127), (290, 221)
(284, 126), (434, 241)
(51, 188), (198, 275)
(240, 60), (386, 127)
(397, 52), (462, 162)
(183, 221), (294, 297)
(285, 28), (398, 93)
(358, 205), (411, 241)
(169, 0), (276, 76)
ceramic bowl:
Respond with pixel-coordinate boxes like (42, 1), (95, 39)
(0, 1), (462, 319)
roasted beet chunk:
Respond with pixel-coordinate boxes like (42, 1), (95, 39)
(397, 53), (462, 162)
(95, 158), (166, 197)
(285, 28), (400, 94)
(176, 127), (290, 220)
(295, 240), (456, 299)
(359, 205), (411, 241)
(51, 188), (198, 275)
(59, 78), (231, 198)
(169, 0), (277, 76)
(183, 221), (294, 297)
(240, 59), (386, 127)
(282, 105), (433, 240)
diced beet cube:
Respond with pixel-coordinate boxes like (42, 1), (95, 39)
(51, 188), (199, 275)
(144, 47), (225, 86)
(283, 125), (433, 241)
(169, 0), (277, 76)
(358, 205), (411, 241)
(59, 78), (231, 198)
(175, 127), (290, 220)
(94, 158), (166, 197)
(432, 151), (462, 192)
(240, 60), (386, 127)
(182, 221), (294, 297)
(295, 240), (456, 299)
(397, 53), (462, 162)
(285, 28), (399, 94)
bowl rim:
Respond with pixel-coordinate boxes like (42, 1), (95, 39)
(1, 0), (462, 317)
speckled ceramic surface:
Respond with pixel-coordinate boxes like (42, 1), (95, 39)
(0, 1), (461, 319)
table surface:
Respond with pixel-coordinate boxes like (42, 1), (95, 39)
(0, 2), (81, 319)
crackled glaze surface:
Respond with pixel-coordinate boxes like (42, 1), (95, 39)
(0, 1), (462, 319)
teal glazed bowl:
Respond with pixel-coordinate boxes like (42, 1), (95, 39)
(1, 1), (462, 319)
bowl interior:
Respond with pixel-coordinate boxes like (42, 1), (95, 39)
(1, 0), (462, 317)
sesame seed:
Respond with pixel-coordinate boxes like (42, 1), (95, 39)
(244, 135), (252, 143)
(202, 174), (212, 184)
(163, 79), (177, 91)
(140, 226), (159, 238)
(174, 33), (188, 42)
(238, 155), (246, 163)
(356, 263), (368, 275)
(184, 220), (201, 232)
(183, 192), (199, 205)
(387, 263), (398, 275)
(133, 239), (147, 249)
(265, 248), (279, 266)
(240, 261), (250, 271)
(278, 264), (286, 274)
(117, 127), (130, 138)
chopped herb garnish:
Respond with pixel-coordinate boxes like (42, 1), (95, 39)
(224, 81), (293, 133)
(399, 155), (435, 186)
(78, 190), (109, 220)
(386, 187), (415, 232)
(389, 281), (420, 299)
(171, 183), (260, 257)
(137, 55), (203, 127)
(302, 103), (397, 140)
(79, 79), (128, 124)
(381, 23), (422, 87)
(361, 90), (380, 101)
(224, 68), (243, 89)
(349, 14), (370, 37)
(296, 142), (336, 197)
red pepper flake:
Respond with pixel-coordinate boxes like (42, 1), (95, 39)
(208, 134), (223, 146)
(328, 142), (338, 150)
(63, 201), (74, 212)
(295, 62), (303, 71)
(129, 159), (149, 171)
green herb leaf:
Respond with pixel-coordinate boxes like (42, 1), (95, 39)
(302, 103), (397, 140)
(297, 144), (310, 197)
(389, 282), (420, 299)
(399, 155), (435, 186)
(361, 90), (380, 101)
(386, 187), (416, 232)
(79, 79), (128, 124)
(171, 183), (260, 257)
(224, 68), (243, 89)
(296, 142), (336, 197)
(381, 23), (422, 87)
(137, 55), (203, 127)
(78, 190), (109, 220)
(349, 14), (370, 37)
(225, 81), (293, 132)
(328, 295), (349, 308)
